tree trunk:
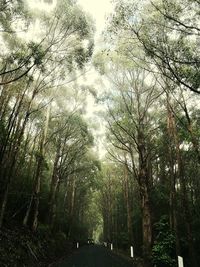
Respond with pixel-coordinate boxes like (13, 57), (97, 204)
(48, 139), (61, 227)
(31, 106), (50, 231)
(0, 114), (28, 227)
(167, 97), (197, 267)
(0, 180), (10, 227)
(0, 84), (37, 227)
(67, 176), (76, 238)
(31, 151), (43, 232)
(137, 127), (153, 266)
(139, 178), (152, 267)
(23, 138), (37, 227)
(50, 180), (61, 231)
(124, 162), (133, 245)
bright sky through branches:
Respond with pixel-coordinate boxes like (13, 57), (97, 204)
(26, 0), (110, 159)
(28, 0), (113, 36)
(77, 0), (113, 35)
(76, 0), (113, 159)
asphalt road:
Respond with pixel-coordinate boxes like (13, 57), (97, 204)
(54, 245), (135, 267)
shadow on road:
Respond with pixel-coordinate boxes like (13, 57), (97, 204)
(52, 245), (135, 267)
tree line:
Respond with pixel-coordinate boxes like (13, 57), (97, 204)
(0, 0), (100, 241)
(96, 1), (200, 267)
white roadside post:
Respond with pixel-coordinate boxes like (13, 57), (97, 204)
(77, 242), (79, 249)
(178, 256), (184, 267)
(111, 243), (113, 251)
(130, 246), (134, 258)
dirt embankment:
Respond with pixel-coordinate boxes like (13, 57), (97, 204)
(0, 226), (74, 267)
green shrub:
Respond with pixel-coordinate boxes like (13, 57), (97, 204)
(152, 217), (176, 267)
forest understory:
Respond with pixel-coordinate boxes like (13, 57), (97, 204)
(0, 226), (75, 267)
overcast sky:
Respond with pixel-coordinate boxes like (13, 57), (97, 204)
(28, 0), (113, 36)
(77, 0), (113, 35)
(26, 0), (111, 158)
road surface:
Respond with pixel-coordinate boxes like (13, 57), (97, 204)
(53, 245), (135, 267)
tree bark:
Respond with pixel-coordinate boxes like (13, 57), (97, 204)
(139, 172), (152, 267)
(48, 139), (61, 227)
(167, 101), (181, 256)
(31, 106), (50, 231)
(31, 146), (43, 232)
(67, 176), (76, 238)
(137, 127), (153, 267)
(123, 162), (134, 245)
(167, 97), (197, 267)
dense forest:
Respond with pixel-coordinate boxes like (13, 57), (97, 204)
(0, 0), (200, 267)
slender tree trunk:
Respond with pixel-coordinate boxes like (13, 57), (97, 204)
(167, 97), (197, 267)
(0, 88), (12, 122)
(48, 138), (61, 226)
(31, 149), (43, 232)
(169, 164), (180, 257)
(137, 127), (153, 267)
(139, 177), (152, 267)
(0, 83), (30, 166)
(124, 163), (133, 245)
(0, 180), (10, 227)
(23, 137), (37, 227)
(23, 195), (34, 226)
(166, 95), (181, 258)
(50, 180), (61, 231)
(31, 105), (50, 231)
(0, 113), (29, 227)
(0, 82), (37, 228)
(67, 176), (76, 238)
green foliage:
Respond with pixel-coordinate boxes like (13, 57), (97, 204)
(0, 0), (29, 32)
(152, 217), (176, 267)
(1, 1), (200, 266)
(110, 0), (200, 93)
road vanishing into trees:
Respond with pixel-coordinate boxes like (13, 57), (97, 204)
(53, 245), (135, 267)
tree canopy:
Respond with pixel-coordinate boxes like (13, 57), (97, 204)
(0, 1), (200, 267)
